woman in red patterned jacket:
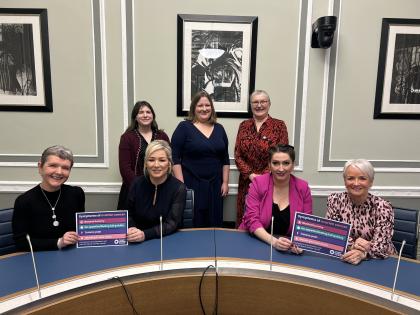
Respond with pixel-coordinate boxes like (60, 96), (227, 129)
(117, 101), (169, 209)
(234, 90), (289, 226)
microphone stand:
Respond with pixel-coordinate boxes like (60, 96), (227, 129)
(160, 216), (163, 271)
(26, 234), (42, 299)
(391, 240), (406, 301)
(270, 216), (274, 271)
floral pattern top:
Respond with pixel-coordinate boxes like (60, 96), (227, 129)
(326, 192), (397, 259)
(234, 116), (288, 225)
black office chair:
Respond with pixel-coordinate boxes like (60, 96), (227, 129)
(392, 207), (419, 259)
(0, 208), (17, 256)
(183, 189), (194, 228)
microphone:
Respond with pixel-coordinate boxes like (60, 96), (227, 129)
(270, 216), (274, 271)
(391, 240), (406, 301)
(160, 216), (163, 271)
(26, 234), (42, 299)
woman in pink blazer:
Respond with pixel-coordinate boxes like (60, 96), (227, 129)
(239, 144), (312, 253)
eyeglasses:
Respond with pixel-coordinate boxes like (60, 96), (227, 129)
(251, 100), (269, 106)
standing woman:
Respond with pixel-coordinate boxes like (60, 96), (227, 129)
(12, 145), (85, 251)
(171, 91), (230, 227)
(239, 144), (312, 253)
(118, 101), (169, 209)
(127, 140), (186, 242)
(234, 90), (288, 226)
(326, 159), (396, 264)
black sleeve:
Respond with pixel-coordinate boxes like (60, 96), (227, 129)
(12, 196), (59, 251)
(144, 183), (186, 240)
(77, 186), (86, 213)
(127, 178), (139, 228)
(12, 196), (31, 251)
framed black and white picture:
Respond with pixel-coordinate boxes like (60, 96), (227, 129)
(0, 8), (52, 112)
(177, 14), (258, 118)
(374, 18), (420, 119)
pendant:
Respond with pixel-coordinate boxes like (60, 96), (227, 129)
(53, 220), (59, 227)
(52, 214), (56, 219)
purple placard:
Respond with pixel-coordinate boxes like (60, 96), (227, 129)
(76, 211), (128, 248)
(291, 212), (351, 258)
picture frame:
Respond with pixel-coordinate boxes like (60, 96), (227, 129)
(374, 18), (420, 119)
(177, 14), (258, 118)
(0, 8), (52, 112)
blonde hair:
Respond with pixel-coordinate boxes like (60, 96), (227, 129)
(343, 159), (375, 182)
(143, 140), (173, 176)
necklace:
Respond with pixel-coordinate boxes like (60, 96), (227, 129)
(40, 187), (61, 227)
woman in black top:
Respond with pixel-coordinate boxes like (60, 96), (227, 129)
(127, 140), (186, 242)
(12, 145), (85, 251)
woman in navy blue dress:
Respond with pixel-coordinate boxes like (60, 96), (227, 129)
(172, 91), (230, 227)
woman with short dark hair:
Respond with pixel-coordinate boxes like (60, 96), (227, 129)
(239, 144), (312, 254)
(12, 145), (85, 251)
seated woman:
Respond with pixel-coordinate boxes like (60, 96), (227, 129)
(127, 140), (186, 242)
(12, 145), (85, 251)
(239, 144), (312, 253)
(326, 159), (396, 264)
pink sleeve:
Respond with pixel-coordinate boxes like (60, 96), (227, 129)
(302, 184), (313, 214)
(368, 201), (395, 258)
(326, 194), (354, 249)
(240, 180), (264, 233)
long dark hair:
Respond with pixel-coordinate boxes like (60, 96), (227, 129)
(126, 101), (159, 132)
(187, 91), (217, 124)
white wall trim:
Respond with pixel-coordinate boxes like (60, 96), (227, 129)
(317, 34), (332, 171)
(91, 0), (100, 158)
(318, 0), (420, 171)
(319, 166), (420, 173)
(121, 0), (129, 131)
(0, 182), (121, 194)
(296, 0), (313, 170)
(0, 0), (108, 168)
(2, 181), (420, 197)
(132, 0), (137, 102)
(99, 0), (109, 168)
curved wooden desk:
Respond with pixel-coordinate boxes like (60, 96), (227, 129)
(1, 229), (419, 314)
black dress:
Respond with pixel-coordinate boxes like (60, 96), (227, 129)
(171, 121), (230, 227)
(265, 204), (290, 236)
(12, 184), (85, 251)
(127, 174), (186, 240)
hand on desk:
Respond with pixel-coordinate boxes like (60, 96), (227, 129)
(273, 237), (303, 254)
(127, 227), (145, 243)
(58, 231), (79, 249)
(352, 237), (371, 254)
(342, 249), (367, 265)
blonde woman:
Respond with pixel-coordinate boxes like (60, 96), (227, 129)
(127, 140), (186, 243)
(326, 159), (396, 264)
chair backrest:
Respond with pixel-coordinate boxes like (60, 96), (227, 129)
(183, 189), (194, 228)
(392, 207), (419, 259)
(0, 208), (16, 256)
